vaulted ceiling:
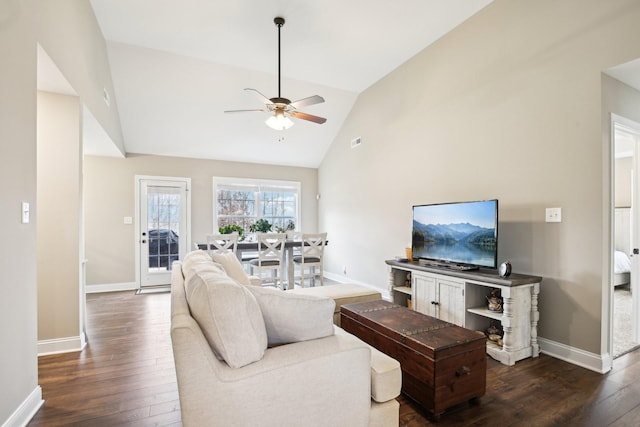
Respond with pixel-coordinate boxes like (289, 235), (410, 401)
(85, 0), (495, 167)
(39, 1), (640, 167)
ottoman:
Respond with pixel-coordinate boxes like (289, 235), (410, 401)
(289, 283), (382, 326)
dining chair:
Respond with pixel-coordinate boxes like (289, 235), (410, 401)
(293, 232), (327, 287)
(249, 233), (287, 289)
(204, 232), (238, 255)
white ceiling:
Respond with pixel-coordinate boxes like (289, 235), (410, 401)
(87, 0), (495, 167)
(37, 1), (640, 167)
(607, 58), (640, 96)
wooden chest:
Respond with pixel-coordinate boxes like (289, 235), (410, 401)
(341, 300), (486, 418)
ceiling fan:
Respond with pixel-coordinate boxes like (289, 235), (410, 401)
(224, 17), (327, 131)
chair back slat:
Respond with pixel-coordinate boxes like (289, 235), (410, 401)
(256, 233), (286, 264)
(204, 232), (239, 255)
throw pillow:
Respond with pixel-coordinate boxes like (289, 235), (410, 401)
(182, 250), (222, 281)
(246, 286), (335, 346)
(210, 251), (252, 286)
(185, 267), (268, 368)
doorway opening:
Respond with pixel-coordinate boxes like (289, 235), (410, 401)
(135, 176), (191, 290)
(612, 116), (640, 358)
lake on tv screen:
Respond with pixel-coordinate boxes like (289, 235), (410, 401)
(413, 242), (494, 266)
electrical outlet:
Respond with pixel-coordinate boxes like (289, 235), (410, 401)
(545, 207), (562, 223)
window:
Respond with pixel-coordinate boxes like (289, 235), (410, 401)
(213, 177), (300, 233)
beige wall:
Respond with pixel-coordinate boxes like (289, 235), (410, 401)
(83, 154), (318, 286)
(605, 76), (640, 211)
(37, 91), (82, 342)
(615, 157), (631, 207)
(319, 0), (640, 357)
(0, 0), (40, 423)
(2, 1), (122, 423)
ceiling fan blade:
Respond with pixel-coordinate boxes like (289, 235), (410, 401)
(290, 111), (327, 124)
(244, 88), (274, 105)
(289, 95), (325, 109)
(224, 109), (265, 113)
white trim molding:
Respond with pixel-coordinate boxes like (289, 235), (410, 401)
(38, 332), (87, 357)
(85, 282), (137, 294)
(538, 337), (612, 374)
(1, 386), (43, 427)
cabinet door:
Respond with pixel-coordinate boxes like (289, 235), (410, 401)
(437, 279), (465, 327)
(413, 273), (437, 317)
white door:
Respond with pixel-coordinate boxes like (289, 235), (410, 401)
(137, 177), (190, 287)
(626, 122), (640, 342)
(614, 116), (640, 343)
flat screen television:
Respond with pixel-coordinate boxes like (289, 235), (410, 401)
(411, 199), (498, 270)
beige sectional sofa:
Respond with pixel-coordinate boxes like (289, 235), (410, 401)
(170, 250), (402, 427)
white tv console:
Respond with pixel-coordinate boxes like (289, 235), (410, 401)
(385, 259), (541, 366)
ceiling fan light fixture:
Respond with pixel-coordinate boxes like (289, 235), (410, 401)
(224, 17), (326, 130)
(266, 111), (294, 130)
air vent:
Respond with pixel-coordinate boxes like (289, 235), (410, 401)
(351, 137), (362, 148)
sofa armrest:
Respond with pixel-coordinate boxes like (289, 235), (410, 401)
(172, 313), (373, 427)
(334, 327), (402, 403)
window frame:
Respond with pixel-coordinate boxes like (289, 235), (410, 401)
(212, 176), (301, 233)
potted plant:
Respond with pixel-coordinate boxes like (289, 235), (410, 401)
(249, 219), (272, 233)
(219, 224), (245, 241)
(275, 220), (296, 233)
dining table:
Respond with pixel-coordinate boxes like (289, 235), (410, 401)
(198, 239), (325, 290)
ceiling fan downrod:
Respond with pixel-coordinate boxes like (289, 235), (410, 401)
(223, 16), (326, 128)
(274, 17), (284, 100)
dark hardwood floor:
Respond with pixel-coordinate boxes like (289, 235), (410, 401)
(29, 290), (640, 426)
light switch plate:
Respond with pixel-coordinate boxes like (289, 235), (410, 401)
(123, 216), (133, 225)
(22, 202), (30, 224)
(546, 207), (562, 223)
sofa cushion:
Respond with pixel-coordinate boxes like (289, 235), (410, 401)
(211, 251), (252, 285)
(246, 286), (335, 346)
(182, 250), (224, 281)
(289, 283), (382, 326)
(184, 262), (268, 368)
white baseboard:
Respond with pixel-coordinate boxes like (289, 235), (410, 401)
(38, 331), (86, 356)
(85, 282), (137, 294)
(323, 272), (391, 301)
(1, 385), (44, 427)
(538, 337), (612, 373)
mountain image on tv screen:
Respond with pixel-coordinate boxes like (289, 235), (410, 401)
(412, 200), (497, 267)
